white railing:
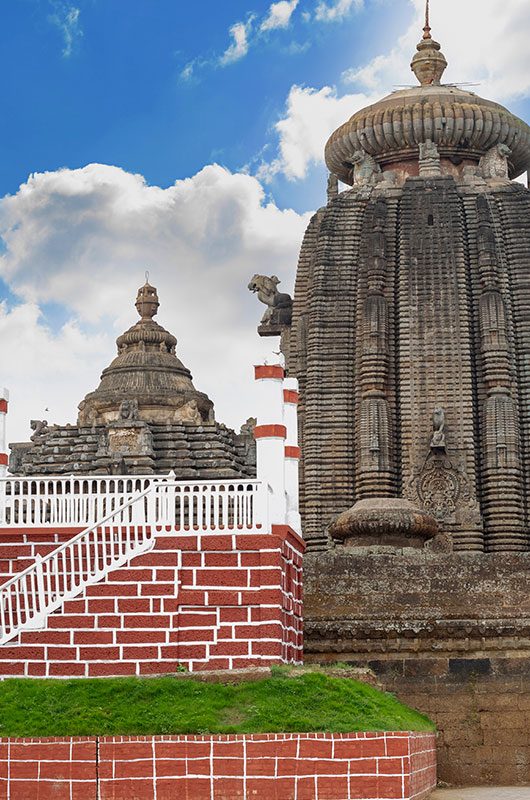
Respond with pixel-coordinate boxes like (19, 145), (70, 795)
(0, 487), (156, 644)
(0, 479), (269, 644)
(0, 476), (267, 532)
(157, 481), (266, 531)
(0, 475), (169, 528)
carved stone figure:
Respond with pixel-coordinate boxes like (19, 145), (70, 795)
(430, 407), (446, 451)
(108, 456), (127, 475)
(119, 398), (139, 421)
(479, 143), (511, 180)
(240, 417), (257, 436)
(350, 149), (381, 186)
(177, 399), (202, 425)
(248, 275), (293, 326)
(419, 139), (441, 177)
(30, 420), (50, 442)
(327, 173), (339, 204)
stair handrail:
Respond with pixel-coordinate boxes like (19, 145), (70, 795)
(0, 479), (271, 645)
(0, 484), (156, 645)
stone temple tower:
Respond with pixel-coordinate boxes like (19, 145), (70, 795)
(288, 12), (530, 554)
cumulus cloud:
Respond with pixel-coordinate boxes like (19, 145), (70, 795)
(257, 84), (377, 181)
(0, 302), (112, 445)
(314, 0), (363, 23)
(343, 0), (530, 103)
(261, 0), (299, 32)
(220, 19), (254, 65)
(48, 2), (83, 57)
(0, 164), (310, 443)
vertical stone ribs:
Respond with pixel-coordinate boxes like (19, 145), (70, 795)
(474, 194), (526, 552)
(356, 199), (397, 497)
(494, 187), (530, 550)
(301, 193), (368, 548)
(288, 209), (326, 535)
(400, 178), (483, 551)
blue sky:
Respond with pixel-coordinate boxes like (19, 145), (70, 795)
(0, 0), (413, 212)
(1, 0), (530, 443)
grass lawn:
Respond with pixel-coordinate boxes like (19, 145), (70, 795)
(0, 668), (434, 737)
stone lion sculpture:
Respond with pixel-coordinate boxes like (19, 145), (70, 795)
(479, 143), (512, 180)
(248, 275), (293, 325)
(30, 419), (50, 442)
(350, 149), (382, 186)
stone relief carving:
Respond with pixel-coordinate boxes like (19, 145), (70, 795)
(479, 143), (511, 180)
(485, 391), (519, 469)
(327, 173), (339, 204)
(406, 452), (479, 525)
(30, 419), (50, 442)
(360, 396), (390, 472)
(349, 149), (381, 186)
(362, 294), (388, 356)
(177, 399), (202, 425)
(430, 407), (446, 452)
(248, 275), (293, 327)
(479, 291), (508, 351)
(119, 398), (139, 421)
(419, 139), (441, 177)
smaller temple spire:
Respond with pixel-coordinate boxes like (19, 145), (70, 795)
(411, 0), (447, 86)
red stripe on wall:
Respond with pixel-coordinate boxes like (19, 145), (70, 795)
(285, 446), (301, 459)
(254, 365), (285, 380)
(283, 390), (299, 405)
(254, 425), (287, 440)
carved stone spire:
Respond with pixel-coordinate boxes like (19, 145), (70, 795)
(77, 278), (215, 427)
(411, 0), (447, 86)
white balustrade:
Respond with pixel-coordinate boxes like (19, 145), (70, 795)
(0, 478), (269, 644)
(0, 476), (268, 532)
(156, 481), (266, 532)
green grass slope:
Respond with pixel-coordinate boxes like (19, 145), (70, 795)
(0, 669), (434, 737)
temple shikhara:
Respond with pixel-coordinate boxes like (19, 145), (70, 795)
(10, 280), (256, 479)
(1, 4), (530, 791)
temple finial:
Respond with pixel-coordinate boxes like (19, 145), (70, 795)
(135, 277), (159, 321)
(423, 0), (431, 39)
(411, 0), (447, 86)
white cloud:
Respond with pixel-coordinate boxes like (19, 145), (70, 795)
(0, 164), (310, 443)
(261, 0), (299, 32)
(314, 0), (363, 23)
(49, 2), (82, 58)
(343, 0), (530, 103)
(257, 84), (377, 181)
(0, 302), (111, 445)
(180, 62), (194, 81)
(220, 19), (254, 65)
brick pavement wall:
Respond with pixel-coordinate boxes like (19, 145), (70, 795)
(0, 525), (304, 677)
(0, 732), (437, 800)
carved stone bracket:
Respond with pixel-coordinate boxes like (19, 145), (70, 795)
(248, 274), (293, 336)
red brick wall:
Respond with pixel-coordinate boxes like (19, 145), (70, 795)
(0, 733), (437, 800)
(0, 525), (303, 677)
(0, 738), (96, 800)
